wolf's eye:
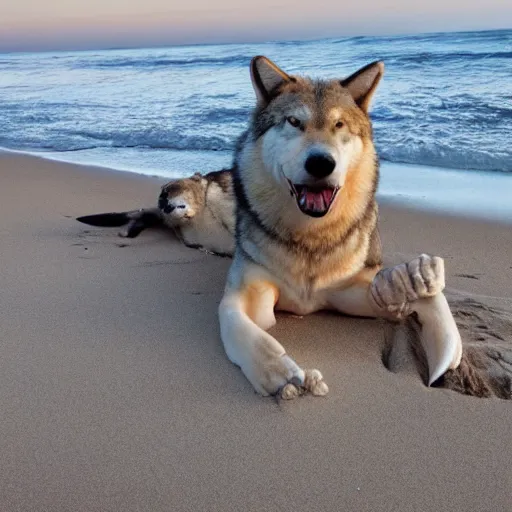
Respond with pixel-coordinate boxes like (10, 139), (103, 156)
(335, 120), (344, 129)
(286, 116), (301, 128)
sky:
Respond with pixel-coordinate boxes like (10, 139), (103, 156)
(0, 0), (510, 52)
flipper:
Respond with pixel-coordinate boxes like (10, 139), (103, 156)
(76, 209), (162, 238)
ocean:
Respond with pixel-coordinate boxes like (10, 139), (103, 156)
(0, 29), (511, 180)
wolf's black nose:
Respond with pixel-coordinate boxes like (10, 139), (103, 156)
(304, 153), (336, 178)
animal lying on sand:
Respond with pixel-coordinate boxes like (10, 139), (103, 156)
(77, 169), (236, 256)
(218, 56), (463, 398)
(77, 56), (475, 400)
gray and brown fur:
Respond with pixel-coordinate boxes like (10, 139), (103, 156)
(77, 169), (236, 256)
(218, 56), (463, 398)
(232, 60), (383, 292)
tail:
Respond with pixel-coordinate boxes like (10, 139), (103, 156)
(77, 212), (133, 227)
(76, 209), (162, 238)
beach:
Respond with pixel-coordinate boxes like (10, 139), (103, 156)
(1, 150), (511, 511)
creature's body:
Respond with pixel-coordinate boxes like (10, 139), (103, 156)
(219, 56), (462, 398)
(77, 169), (236, 256)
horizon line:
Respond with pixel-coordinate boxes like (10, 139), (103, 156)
(0, 26), (510, 55)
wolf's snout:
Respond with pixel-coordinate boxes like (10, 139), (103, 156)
(304, 153), (336, 179)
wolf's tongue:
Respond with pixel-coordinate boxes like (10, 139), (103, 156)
(321, 188), (334, 205)
(303, 189), (326, 212)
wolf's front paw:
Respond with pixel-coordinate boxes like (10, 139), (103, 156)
(371, 254), (445, 319)
(241, 343), (328, 399)
(281, 369), (329, 399)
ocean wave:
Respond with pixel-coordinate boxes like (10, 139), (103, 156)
(333, 29), (512, 46)
(190, 106), (250, 124)
(3, 129), (509, 173)
(1, 98), (510, 172)
(378, 142), (511, 173)
(372, 97), (512, 123)
(1, 129), (236, 153)
(72, 54), (252, 70)
(391, 50), (512, 66)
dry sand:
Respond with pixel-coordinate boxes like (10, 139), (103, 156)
(1, 151), (511, 511)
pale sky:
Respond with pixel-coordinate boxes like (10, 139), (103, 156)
(0, 0), (510, 52)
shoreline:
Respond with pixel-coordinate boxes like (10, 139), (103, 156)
(2, 145), (511, 225)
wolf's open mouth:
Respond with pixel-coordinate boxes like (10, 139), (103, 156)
(288, 181), (339, 218)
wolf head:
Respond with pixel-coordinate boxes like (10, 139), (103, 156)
(237, 56), (383, 221)
(158, 173), (205, 223)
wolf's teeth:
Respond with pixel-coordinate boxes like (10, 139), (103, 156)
(299, 195), (307, 206)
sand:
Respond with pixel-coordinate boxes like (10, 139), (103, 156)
(1, 151), (511, 512)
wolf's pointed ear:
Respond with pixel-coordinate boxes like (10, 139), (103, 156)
(250, 56), (292, 104)
(341, 61), (384, 112)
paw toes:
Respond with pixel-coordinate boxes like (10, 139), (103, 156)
(430, 256), (445, 291)
(311, 380), (329, 396)
(277, 368), (328, 399)
(280, 383), (301, 400)
(303, 369), (329, 396)
(306, 368), (323, 381)
(418, 254), (445, 295)
(409, 258), (429, 297)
